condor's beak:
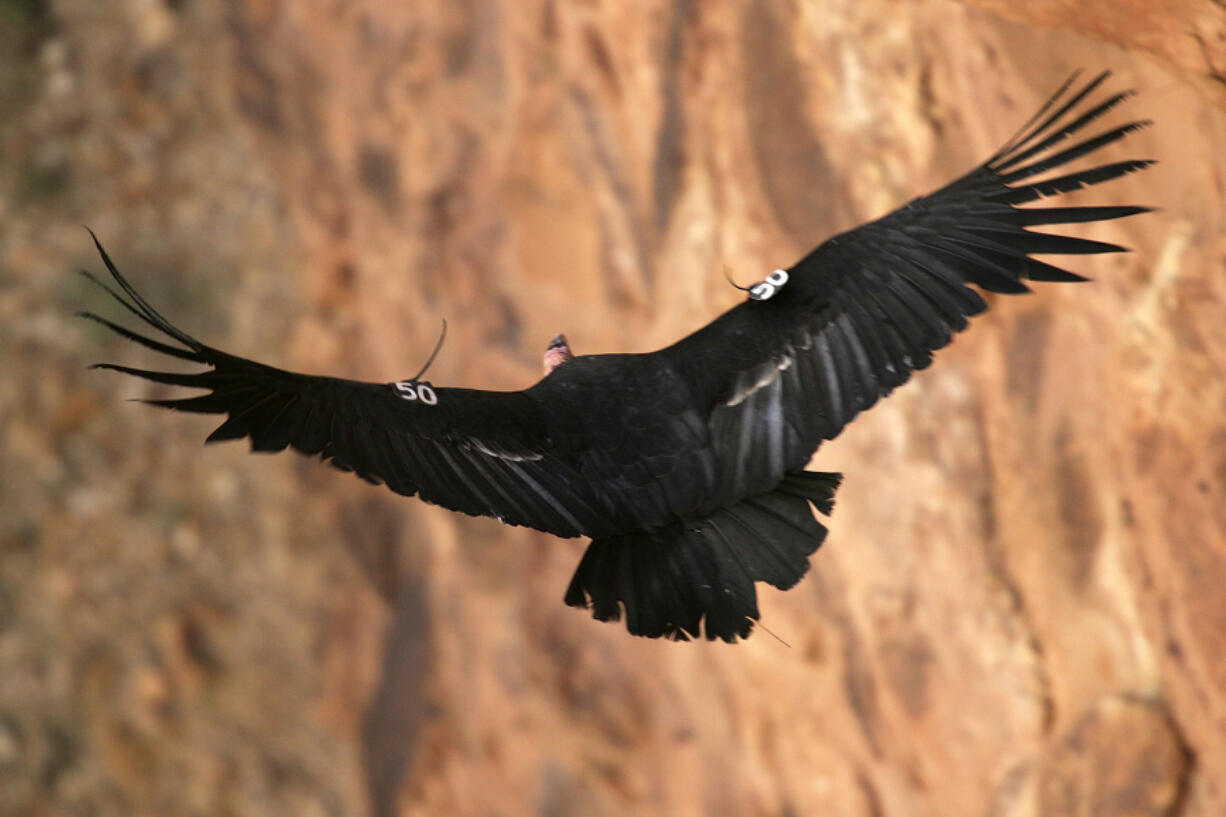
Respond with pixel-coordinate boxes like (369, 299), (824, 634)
(544, 333), (573, 373)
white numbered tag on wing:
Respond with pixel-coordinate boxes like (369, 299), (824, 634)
(749, 269), (790, 301)
(393, 379), (438, 405)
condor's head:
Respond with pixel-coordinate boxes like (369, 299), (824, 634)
(544, 333), (572, 374)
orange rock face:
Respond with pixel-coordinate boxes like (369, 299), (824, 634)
(2, 1), (1223, 816)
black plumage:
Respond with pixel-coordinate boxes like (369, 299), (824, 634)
(82, 72), (1151, 641)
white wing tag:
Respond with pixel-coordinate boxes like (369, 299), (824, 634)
(749, 269), (789, 301)
(392, 380), (438, 405)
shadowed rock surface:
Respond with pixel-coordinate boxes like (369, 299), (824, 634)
(2, 1), (1223, 815)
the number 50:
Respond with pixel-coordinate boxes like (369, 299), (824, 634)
(394, 380), (438, 405)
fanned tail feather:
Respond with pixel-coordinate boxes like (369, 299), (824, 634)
(564, 470), (841, 642)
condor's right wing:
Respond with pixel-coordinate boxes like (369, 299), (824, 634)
(80, 233), (618, 538)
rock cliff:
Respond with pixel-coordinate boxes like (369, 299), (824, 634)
(2, 1), (1224, 815)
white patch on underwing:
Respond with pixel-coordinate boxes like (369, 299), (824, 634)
(724, 355), (794, 406)
(468, 438), (543, 461)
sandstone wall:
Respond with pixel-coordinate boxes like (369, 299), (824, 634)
(2, 1), (1224, 815)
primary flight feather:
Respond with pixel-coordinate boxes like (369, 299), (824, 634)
(83, 72), (1151, 642)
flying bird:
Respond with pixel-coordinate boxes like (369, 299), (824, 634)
(82, 72), (1151, 642)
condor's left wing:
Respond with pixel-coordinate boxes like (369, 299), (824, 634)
(660, 71), (1152, 504)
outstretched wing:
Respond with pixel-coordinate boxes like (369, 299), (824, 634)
(661, 71), (1152, 504)
(79, 234), (614, 538)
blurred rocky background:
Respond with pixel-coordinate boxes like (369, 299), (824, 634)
(2, 0), (1224, 815)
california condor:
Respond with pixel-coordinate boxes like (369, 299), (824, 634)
(81, 72), (1151, 641)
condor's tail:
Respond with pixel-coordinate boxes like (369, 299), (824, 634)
(564, 470), (841, 642)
